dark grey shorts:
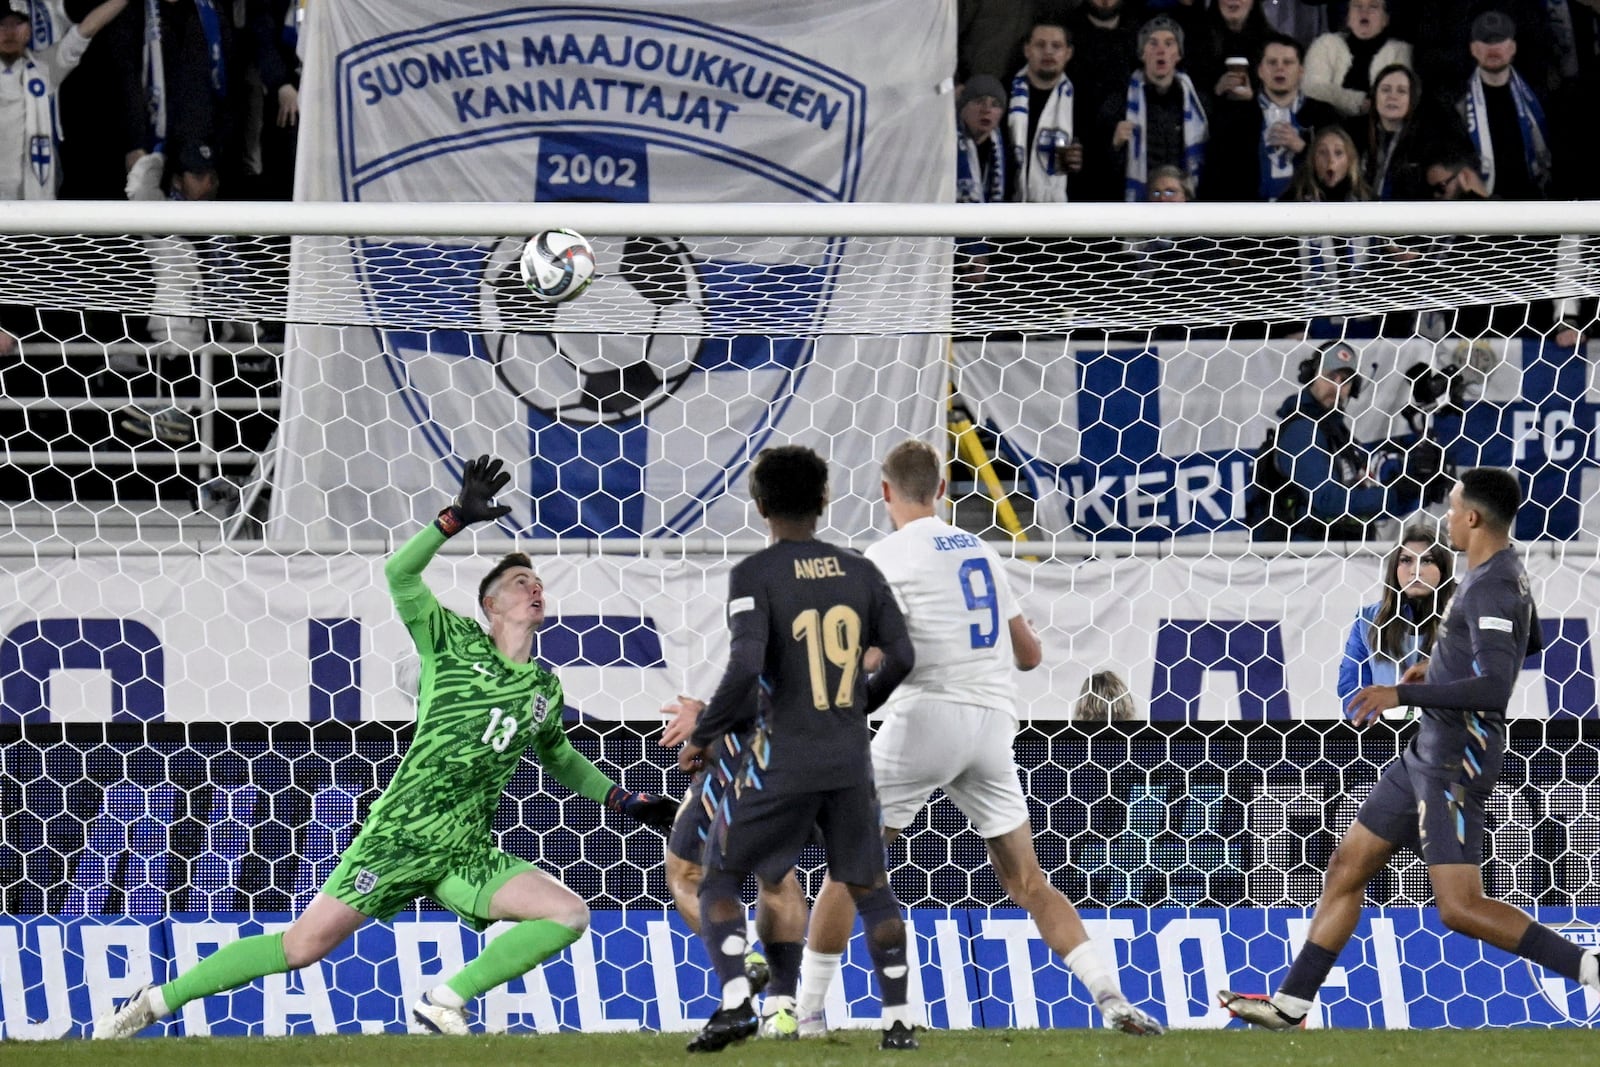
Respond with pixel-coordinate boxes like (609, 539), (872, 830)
(667, 773), (715, 864)
(667, 732), (749, 865)
(1356, 750), (1494, 866)
(708, 780), (886, 887)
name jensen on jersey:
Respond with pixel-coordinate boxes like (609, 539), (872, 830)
(794, 556), (845, 579)
(931, 532), (982, 551)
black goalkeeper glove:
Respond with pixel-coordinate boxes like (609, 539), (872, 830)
(436, 454), (512, 536)
(605, 784), (679, 829)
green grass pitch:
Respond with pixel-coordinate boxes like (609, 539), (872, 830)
(4, 1029), (1592, 1067)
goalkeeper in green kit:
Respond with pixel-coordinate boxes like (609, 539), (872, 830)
(93, 455), (677, 1039)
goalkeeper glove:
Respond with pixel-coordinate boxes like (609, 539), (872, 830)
(436, 454), (512, 536)
(605, 785), (678, 829)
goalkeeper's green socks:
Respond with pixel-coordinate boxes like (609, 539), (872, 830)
(160, 931), (289, 1013)
(442, 919), (583, 1003)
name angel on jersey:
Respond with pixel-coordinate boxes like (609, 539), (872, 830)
(794, 556), (844, 580)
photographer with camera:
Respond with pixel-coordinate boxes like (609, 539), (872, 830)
(1247, 340), (1429, 541)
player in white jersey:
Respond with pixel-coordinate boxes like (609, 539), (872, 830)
(794, 440), (1163, 1037)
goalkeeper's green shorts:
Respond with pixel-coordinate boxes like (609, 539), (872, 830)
(322, 828), (534, 931)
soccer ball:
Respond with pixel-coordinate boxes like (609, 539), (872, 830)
(483, 235), (707, 425)
(519, 228), (597, 303)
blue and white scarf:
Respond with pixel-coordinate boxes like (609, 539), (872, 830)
(27, 0), (67, 48)
(1006, 69), (1074, 202)
(143, 0), (166, 145)
(193, 0), (227, 97)
(1123, 70), (1208, 202)
(4, 54), (59, 199)
(1257, 91), (1303, 201)
(1463, 68), (1551, 197)
(956, 115), (1007, 203)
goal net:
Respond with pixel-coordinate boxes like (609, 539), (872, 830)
(1, 200), (1598, 1037)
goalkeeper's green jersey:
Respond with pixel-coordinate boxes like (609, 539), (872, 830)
(360, 525), (615, 854)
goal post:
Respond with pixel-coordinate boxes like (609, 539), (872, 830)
(1, 201), (1598, 1035)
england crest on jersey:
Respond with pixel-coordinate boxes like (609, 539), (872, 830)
(332, 6), (867, 539)
(1526, 923), (1600, 1024)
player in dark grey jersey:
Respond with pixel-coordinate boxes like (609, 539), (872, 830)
(1222, 468), (1600, 1029)
(677, 445), (919, 1053)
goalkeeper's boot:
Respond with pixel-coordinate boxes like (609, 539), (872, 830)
(1217, 990), (1306, 1031)
(880, 1020), (919, 1051)
(92, 984), (162, 1039)
(686, 999), (759, 1053)
(758, 998), (798, 1040)
(743, 950), (771, 997)
(412, 988), (472, 1035)
(796, 1010), (829, 1039)
(1099, 995), (1166, 1036)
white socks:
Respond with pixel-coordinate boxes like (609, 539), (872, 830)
(720, 976), (752, 1010)
(797, 949), (843, 1016)
(881, 1002), (918, 1029)
(1272, 992), (1314, 1019)
(428, 984), (466, 1009)
(1064, 941), (1122, 1005)
(1581, 948), (1600, 991)
(147, 985), (171, 1018)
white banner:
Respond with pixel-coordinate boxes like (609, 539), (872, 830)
(955, 336), (1600, 542)
(3, 549), (1593, 722)
(269, 0), (953, 545)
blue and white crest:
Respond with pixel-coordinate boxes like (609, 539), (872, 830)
(1526, 924), (1600, 1024)
(332, 7), (867, 538)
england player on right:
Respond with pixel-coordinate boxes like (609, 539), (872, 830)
(795, 439), (1164, 1037)
(1221, 468), (1600, 1029)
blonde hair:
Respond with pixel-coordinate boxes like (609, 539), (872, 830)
(1074, 671), (1137, 721)
(881, 438), (942, 504)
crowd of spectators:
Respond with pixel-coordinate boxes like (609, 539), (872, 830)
(956, 0), (1599, 204)
(1, 0), (297, 443)
(1, 0), (299, 206)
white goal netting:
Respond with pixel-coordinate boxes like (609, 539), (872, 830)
(2, 202), (1598, 1036)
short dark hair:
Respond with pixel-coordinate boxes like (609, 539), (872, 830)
(1027, 20), (1072, 48)
(1458, 467), (1520, 530)
(479, 552), (534, 616)
(749, 445), (829, 522)
(1257, 32), (1305, 64)
(1422, 140), (1481, 177)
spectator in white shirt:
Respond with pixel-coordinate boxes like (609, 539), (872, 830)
(0, 0), (127, 199)
(1303, 0), (1412, 117)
